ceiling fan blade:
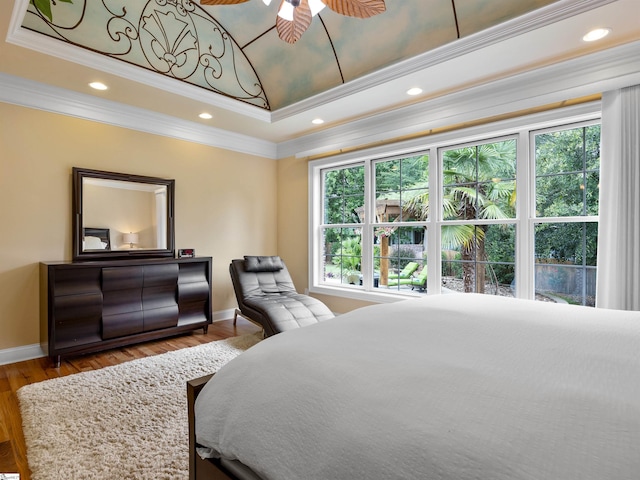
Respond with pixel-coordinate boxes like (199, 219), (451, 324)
(199, 0), (250, 5)
(276, 0), (312, 44)
(321, 0), (385, 18)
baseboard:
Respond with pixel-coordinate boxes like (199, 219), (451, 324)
(0, 343), (45, 366)
(0, 310), (238, 366)
(212, 308), (236, 322)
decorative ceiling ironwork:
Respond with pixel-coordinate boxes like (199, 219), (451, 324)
(22, 0), (270, 109)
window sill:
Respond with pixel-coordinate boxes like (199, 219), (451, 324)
(309, 284), (426, 304)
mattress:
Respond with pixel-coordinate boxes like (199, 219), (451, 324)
(195, 293), (640, 480)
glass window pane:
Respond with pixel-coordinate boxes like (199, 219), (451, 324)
(400, 156), (429, 189)
(375, 155), (429, 222)
(344, 166), (365, 196)
(322, 227), (362, 285)
(534, 222), (597, 306)
(536, 173), (586, 217)
(535, 222), (598, 266)
(534, 264), (596, 306)
(373, 226), (427, 291)
(374, 198), (402, 223)
(375, 159), (400, 194)
(443, 146), (478, 182)
(323, 169), (343, 197)
(441, 224), (515, 295)
(442, 140), (516, 221)
(535, 130), (584, 174)
(323, 165), (364, 224)
(401, 187), (429, 222)
(535, 124), (600, 218)
(479, 178), (516, 219)
(585, 170), (600, 216)
(324, 197), (344, 224)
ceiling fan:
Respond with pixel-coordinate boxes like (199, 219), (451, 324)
(199, 0), (386, 44)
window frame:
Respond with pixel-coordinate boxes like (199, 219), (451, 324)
(309, 103), (601, 304)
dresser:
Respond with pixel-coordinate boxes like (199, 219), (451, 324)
(40, 257), (212, 366)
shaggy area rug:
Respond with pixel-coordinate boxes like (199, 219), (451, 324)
(17, 333), (262, 480)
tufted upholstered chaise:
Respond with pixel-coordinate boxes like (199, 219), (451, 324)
(230, 256), (335, 337)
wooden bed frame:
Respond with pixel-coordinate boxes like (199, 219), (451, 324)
(187, 374), (242, 480)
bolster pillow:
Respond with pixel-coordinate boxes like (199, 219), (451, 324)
(244, 255), (285, 272)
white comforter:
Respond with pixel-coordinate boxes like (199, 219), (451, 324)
(195, 294), (640, 480)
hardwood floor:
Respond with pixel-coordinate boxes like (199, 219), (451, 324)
(0, 317), (261, 479)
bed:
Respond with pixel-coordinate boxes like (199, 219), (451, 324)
(188, 293), (640, 480)
(82, 227), (111, 250)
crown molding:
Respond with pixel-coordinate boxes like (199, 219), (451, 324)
(272, 0), (619, 121)
(0, 72), (278, 158)
(280, 40), (640, 159)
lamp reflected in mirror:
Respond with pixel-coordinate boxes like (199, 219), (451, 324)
(122, 232), (139, 249)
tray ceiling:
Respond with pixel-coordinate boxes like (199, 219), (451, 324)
(3, 0), (639, 149)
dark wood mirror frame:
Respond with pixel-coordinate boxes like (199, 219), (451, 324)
(72, 167), (175, 261)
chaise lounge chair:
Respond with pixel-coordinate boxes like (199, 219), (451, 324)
(387, 267), (427, 291)
(387, 261), (419, 280)
(230, 255), (335, 337)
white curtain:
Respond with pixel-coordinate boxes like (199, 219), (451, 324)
(596, 84), (640, 310)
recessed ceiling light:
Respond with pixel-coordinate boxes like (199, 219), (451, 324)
(89, 82), (108, 91)
(312, 118), (324, 125)
(582, 28), (611, 42)
(199, 113), (213, 120)
(406, 87), (423, 96)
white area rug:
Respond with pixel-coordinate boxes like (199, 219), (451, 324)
(17, 333), (262, 480)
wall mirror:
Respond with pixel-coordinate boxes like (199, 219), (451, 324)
(72, 167), (175, 261)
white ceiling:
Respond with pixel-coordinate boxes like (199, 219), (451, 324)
(1, 0), (640, 159)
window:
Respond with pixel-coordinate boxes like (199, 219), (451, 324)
(440, 139), (517, 295)
(532, 123), (600, 306)
(373, 155), (429, 291)
(310, 107), (600, 305)
(321, 165), (364, 285)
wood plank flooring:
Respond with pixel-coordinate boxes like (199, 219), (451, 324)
(0, 318), (261, 479)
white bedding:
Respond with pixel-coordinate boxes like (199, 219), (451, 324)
(195, 294), (640, 480)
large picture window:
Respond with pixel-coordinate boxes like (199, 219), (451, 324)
(310, 107), (600, 306)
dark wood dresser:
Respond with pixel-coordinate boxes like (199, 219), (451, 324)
(40, 257), (212, 366)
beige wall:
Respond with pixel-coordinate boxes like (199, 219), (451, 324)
(0, 102), (278, 350)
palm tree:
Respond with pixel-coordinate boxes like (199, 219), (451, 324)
(405, 140), (516, 292)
